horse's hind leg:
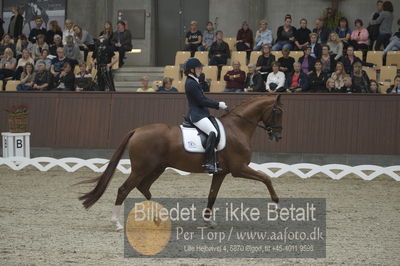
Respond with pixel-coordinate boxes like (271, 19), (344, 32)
(137, 167), (166, 200)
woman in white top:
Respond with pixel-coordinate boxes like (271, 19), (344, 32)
(62, 19), (75, 45)
(266, 62), (285, 92)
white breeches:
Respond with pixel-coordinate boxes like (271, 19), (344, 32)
(193, 118), (218, 137)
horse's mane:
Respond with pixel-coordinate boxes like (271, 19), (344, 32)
(221, 95), (274, 118)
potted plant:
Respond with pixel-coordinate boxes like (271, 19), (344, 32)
(4, 105), (29, 133)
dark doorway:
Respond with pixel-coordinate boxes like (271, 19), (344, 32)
(155, 0), (210, 66)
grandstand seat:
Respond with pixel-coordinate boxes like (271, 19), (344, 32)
(290, 51), (303, 62)
(366, 51), (383, 69)
(386, 51), (400, 69)
(175, 51), (191, 68)
(249, 51), (262, 65)
(112, 52), (119, 70)
(210, 80), (226, 93)
(354, 51), (363, 60)
(195, 51), (209, 66)
(220, 66), (233, 81)
(231, 51), (247, 66)
(5, 80), (20, 91)
(86, 51), (94, 69)
(271, 51), (283, 60)
(163, 65), (180, 80)
(379, 66), (397, 84)
(379, 82), (391, 94)
(172, 79), (185, 92)
(0, 80), (3, 91)
(362, 67), (377, 81)
(202, 65), (218, 82)
(223, 37), (237, 51)
(152, 80), (162, 91)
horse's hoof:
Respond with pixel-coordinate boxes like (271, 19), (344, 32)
(111, 219), (124, 232)
(204, 219), (218, 229)
(116, 225), (124, 232)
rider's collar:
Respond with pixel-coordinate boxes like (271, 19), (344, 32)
(188, 74), (200, 84)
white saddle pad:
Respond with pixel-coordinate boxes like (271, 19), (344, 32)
(180, 118), (226, 153)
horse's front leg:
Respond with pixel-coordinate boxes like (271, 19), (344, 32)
(203, 173), (226, 228)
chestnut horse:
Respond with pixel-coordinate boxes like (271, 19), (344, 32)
(78, 94), (283, 230)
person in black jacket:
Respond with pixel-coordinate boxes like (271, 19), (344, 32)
(313, 18), (331, 45)
(8, 6), (24, 41)
(285, 62), (309, 92)
(308, 60), (328, 92)
(272, 15), (297, 51)
(28, 17), (47, 43)
(209, 31), (230, 66)
(256, 44), (276, 75)
(320, 45), (337, 74)
(111, 21), (133, 67)
(310, 33), (322, 59)
(244, 64), (265, 92)
(295, 18), (311, 50)
(184, 58), (228, 173)
(278, 47), (295, 74)
(53, 62), (75, 91)
(386, 75), (400, 93)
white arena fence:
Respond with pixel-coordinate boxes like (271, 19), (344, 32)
(0, 157), (399, 181)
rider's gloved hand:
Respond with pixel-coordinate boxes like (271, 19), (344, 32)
(218, 102), (228, 110)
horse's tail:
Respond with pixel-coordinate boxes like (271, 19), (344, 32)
(77, 129), (136, 209)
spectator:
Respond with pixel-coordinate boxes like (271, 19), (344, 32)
(15, 34), (31, 59)
(368, 0), (384, 49)
(0, 34), (16, 56)
(285, 62), (309, 92)
(323, 7), (341, 31)
(372, 1), (394, 50)
(339, 76), (354, 93)
(331, 61), (348, 89)
(351, 19), (370, 52)
(335, 17), (351, 48)
(17, 63), (35, 91)
(209, 31), (230, 66)
(75, 62), (94, 91)
(327, 32), (343, 61)
(386, 75), (400, 93)
(244, 64), (265, 92)
(46, 20), (63, 45)
(383, 19), (400, 55)
(111, 21), (132, 67)
(308, 60), (328, 92)
(31, 34), (49, 60)
(341, 46), (362, 74)
(309, 32), (322, 59)
(73, 25), (94, 61)
(369, 80), (380, 93)
(313, 18), (331, 45)
(0, 48), (17, 81)
(272, 15), (297, 51)
(51, 47), (70, 77)
(236, 21), (254, 51)
(320, 45), (337, 74)
(63, 19), (75, 45)
(326, 78), (337, 92)
(157, 77), (178, 92)
(28, 17), (47, 44)
(299, 46), (316, 75)
(35, 49), (52, 70)
(32, 61), (51, 90)
(7, 6), (23, 41)
(53, 62), (75, 91)
(49, 34), (63, 56)
(223, 60), (246, 92)
(278, 47), (295, 74)
(137, 76), (155, 92)
(185, 21), (203, 56)
(295, 18), (311, 51)
(254, 20), (273, 51)
(202, 22), (215, 51)
(63, 35), (81, 67)
(99, 21), (114, 42)
(16, 48), (34, 79)
(351, 62), (370, 93)
(266, 62), (285, 92)
(256, 44), (275, 74)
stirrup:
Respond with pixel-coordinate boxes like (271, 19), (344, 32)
(202, 163), (222, 174)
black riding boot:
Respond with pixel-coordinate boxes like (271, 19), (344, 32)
(203, 132), (221, 173)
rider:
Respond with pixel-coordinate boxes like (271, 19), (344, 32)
(184, 58), (228, 173)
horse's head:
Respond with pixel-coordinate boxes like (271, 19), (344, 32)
(261, 95), (283, 142)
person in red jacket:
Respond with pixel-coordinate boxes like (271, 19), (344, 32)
(223, 60), (246, 92)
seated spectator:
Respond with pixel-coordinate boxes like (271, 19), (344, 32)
(256, 44), (275, 74)
(244, 64), (265, 92)
(157, 77), (178, 92)
(320, 45), (337, 74)
(7, 6), (23, 41)
(73, 25), (94, 61)
(294, 18), (311, 50)
(137, 76), (155, 92)
(202, 22), (215, 51)
(254, 20), (273, 51)
(339, 76), (354, 93)
(49, 34), (63, 56)
(46, 20), (63, 45)
(272, 15), (297, 51)
(341, 46), (362, 74)
(75, 62), (94, 91)
(326, 77), (337, 92)
(386, 75), (400, 93)
(278, 47), (295, 74)
(111, 21), (132, 67)
(308, 60), (328, 92)
(224, 60), (246, 92)
(51, 47), (71, 77)
(335, 17), (351, 48)
(309, 33), (322, 59)
(17, 63), (35, 91)
(372, 1), (394, 51)
(62, 19), (75, 45)
(0, 48), (17, 81)
(63, 36), (82, 67)
(351, 62), (370, 93)
(35, 49), (52, 70)
(0, 34), (16, 56)
(313, 18), (331, 45)
(53, 62), (75, 91)
(99, 21), (114, 42)
(15, 34), (31, 59)
(16, 48), (34, 79)
(236, 21), (254, 51)
(31, 34), (49, 61)
(184, 21), (203, 57)
(299, 46), (316, 75)
(327, 32), (343, 60)
(32, 61), (51, 90)
(383, 19), (400, 55)
(350, 19), (370, 52)
(209, 31), (230, 66)
(266, 62), (285, 92)
(331, 61), (348, 89)
(28, 17), (47, 43)
(285, 62), (309, 92)
(369, 79), (380, 93)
